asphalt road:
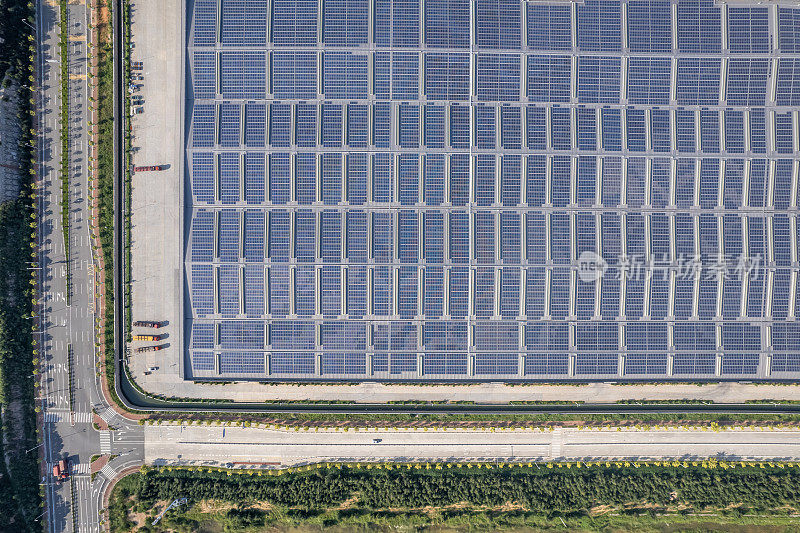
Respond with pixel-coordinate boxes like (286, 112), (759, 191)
(36, 1), (144, 531)
(145, 425), (800, 466)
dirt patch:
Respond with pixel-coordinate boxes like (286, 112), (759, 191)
(335, 496), (360, 510)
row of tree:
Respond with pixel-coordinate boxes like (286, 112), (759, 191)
(0, 0), (43, 530)
(128, 464), (800, 513)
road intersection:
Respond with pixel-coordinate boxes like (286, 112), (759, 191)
(30, 1), (800, 532)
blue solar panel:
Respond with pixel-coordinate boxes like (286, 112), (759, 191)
(424, 0), (469, 48)
(476, 54), (520, 102)
(270, 353), (315, 375)
(191, 53), (216, 104)
(323, 0), (368, 46)
(323, 52), (368, 99)
(778, 8), (800, 53)
(271, 0), (317, 45)
(191, 322), (215, 349)
(577, 0), (621, 52)
(219, 352), (265, 374)
(218, 264), (240, 317)
(527, 4), (571, 51)
(578, 57), (620, 104)
(192, 0), (217, 47)
(423, 354), (467, 375)
(191, 351), (215, 372)
(220, 0), (267, 46)
(476, 0), (520, 49)
(243, 211), (265, 263)
(244, 103), (266, 148)
(628, 58), (670, 105)
(190, 210), (214, 262)
(627, 0), (671, 52)
(220, 51), (265, 99)
(191, 104), (215, 148)
(676, 58), (720, 105)
(375, 0), (419, 47)
(673, 354), (716, 375)
(728, 7), (769, 54)
(527, 56), (571, 103)
(186, 0), (796, 382)
(727, 59), (769, 106)
(677, 0), (721, 53)
(425, 53), (469, 101)
(272, 52), (317, 99)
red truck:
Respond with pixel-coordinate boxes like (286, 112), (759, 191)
(134, 345), (165, 354)
(52, 459), (68, 481)
(132, 165), (166, 172)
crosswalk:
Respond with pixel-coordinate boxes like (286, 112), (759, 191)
(100, 406), (116, 423)
(550, 427), (563, 459)
(44, 412), (63, 423)
(99, 430), (112, 454)
(72, 411), (93, 424)
(71, 462), (90, 475)
(100, 463), (116, 480)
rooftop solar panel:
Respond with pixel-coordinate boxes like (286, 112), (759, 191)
(186, 0), (800, 382)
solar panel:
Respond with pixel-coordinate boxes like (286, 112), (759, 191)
(527, 3), (571, 51)
(191, 51), (216, 99)
(191, 104), (215, 148)
(220, 0), (267, 46)
(191, 351), (215, 372)
(220, 51), (266, 99)
(628, 58), (670, 105)
(191, 322), (215, 349)
(476, 0), (520, 49)
(272, 51), (317, 99)
(676, 58), (720, 105)
(425, 53), (469, 100)
(270, 353), (315, 375)
(677, 0), (721, 53)
(185, 0), (797, 382)
(627, 0), (671, 52)
(726, 59), (769, 106)
(192, 0), (217, 47)
(271, 0), (317, 45)
(577, 56), (621, 104)
(577, 0), (621, 52)
(323, 52), (368, 99)
(527, 56), (571, 103)
(727, 7), (769, 54)
(476, 54), (520, 102)
(424, 0), (469, 48)
(219, 352), (265, 374)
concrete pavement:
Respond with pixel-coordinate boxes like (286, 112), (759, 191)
(145, 424), (800, 466)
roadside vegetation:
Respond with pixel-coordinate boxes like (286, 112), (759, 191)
(121, 0), (132, 337)
(142, 410), (800, 429)
(58, 0), (70, 301)
(110, 462), (800, 532)
(95, 0), (117, 402)
(0, 0), (44, 529)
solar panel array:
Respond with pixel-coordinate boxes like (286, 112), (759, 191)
(186, 0), (800, 381)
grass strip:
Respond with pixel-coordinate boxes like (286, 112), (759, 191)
(67, 343), (74, 411)
(95, 0), (119, 407)
(58, 0), (71, 304)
